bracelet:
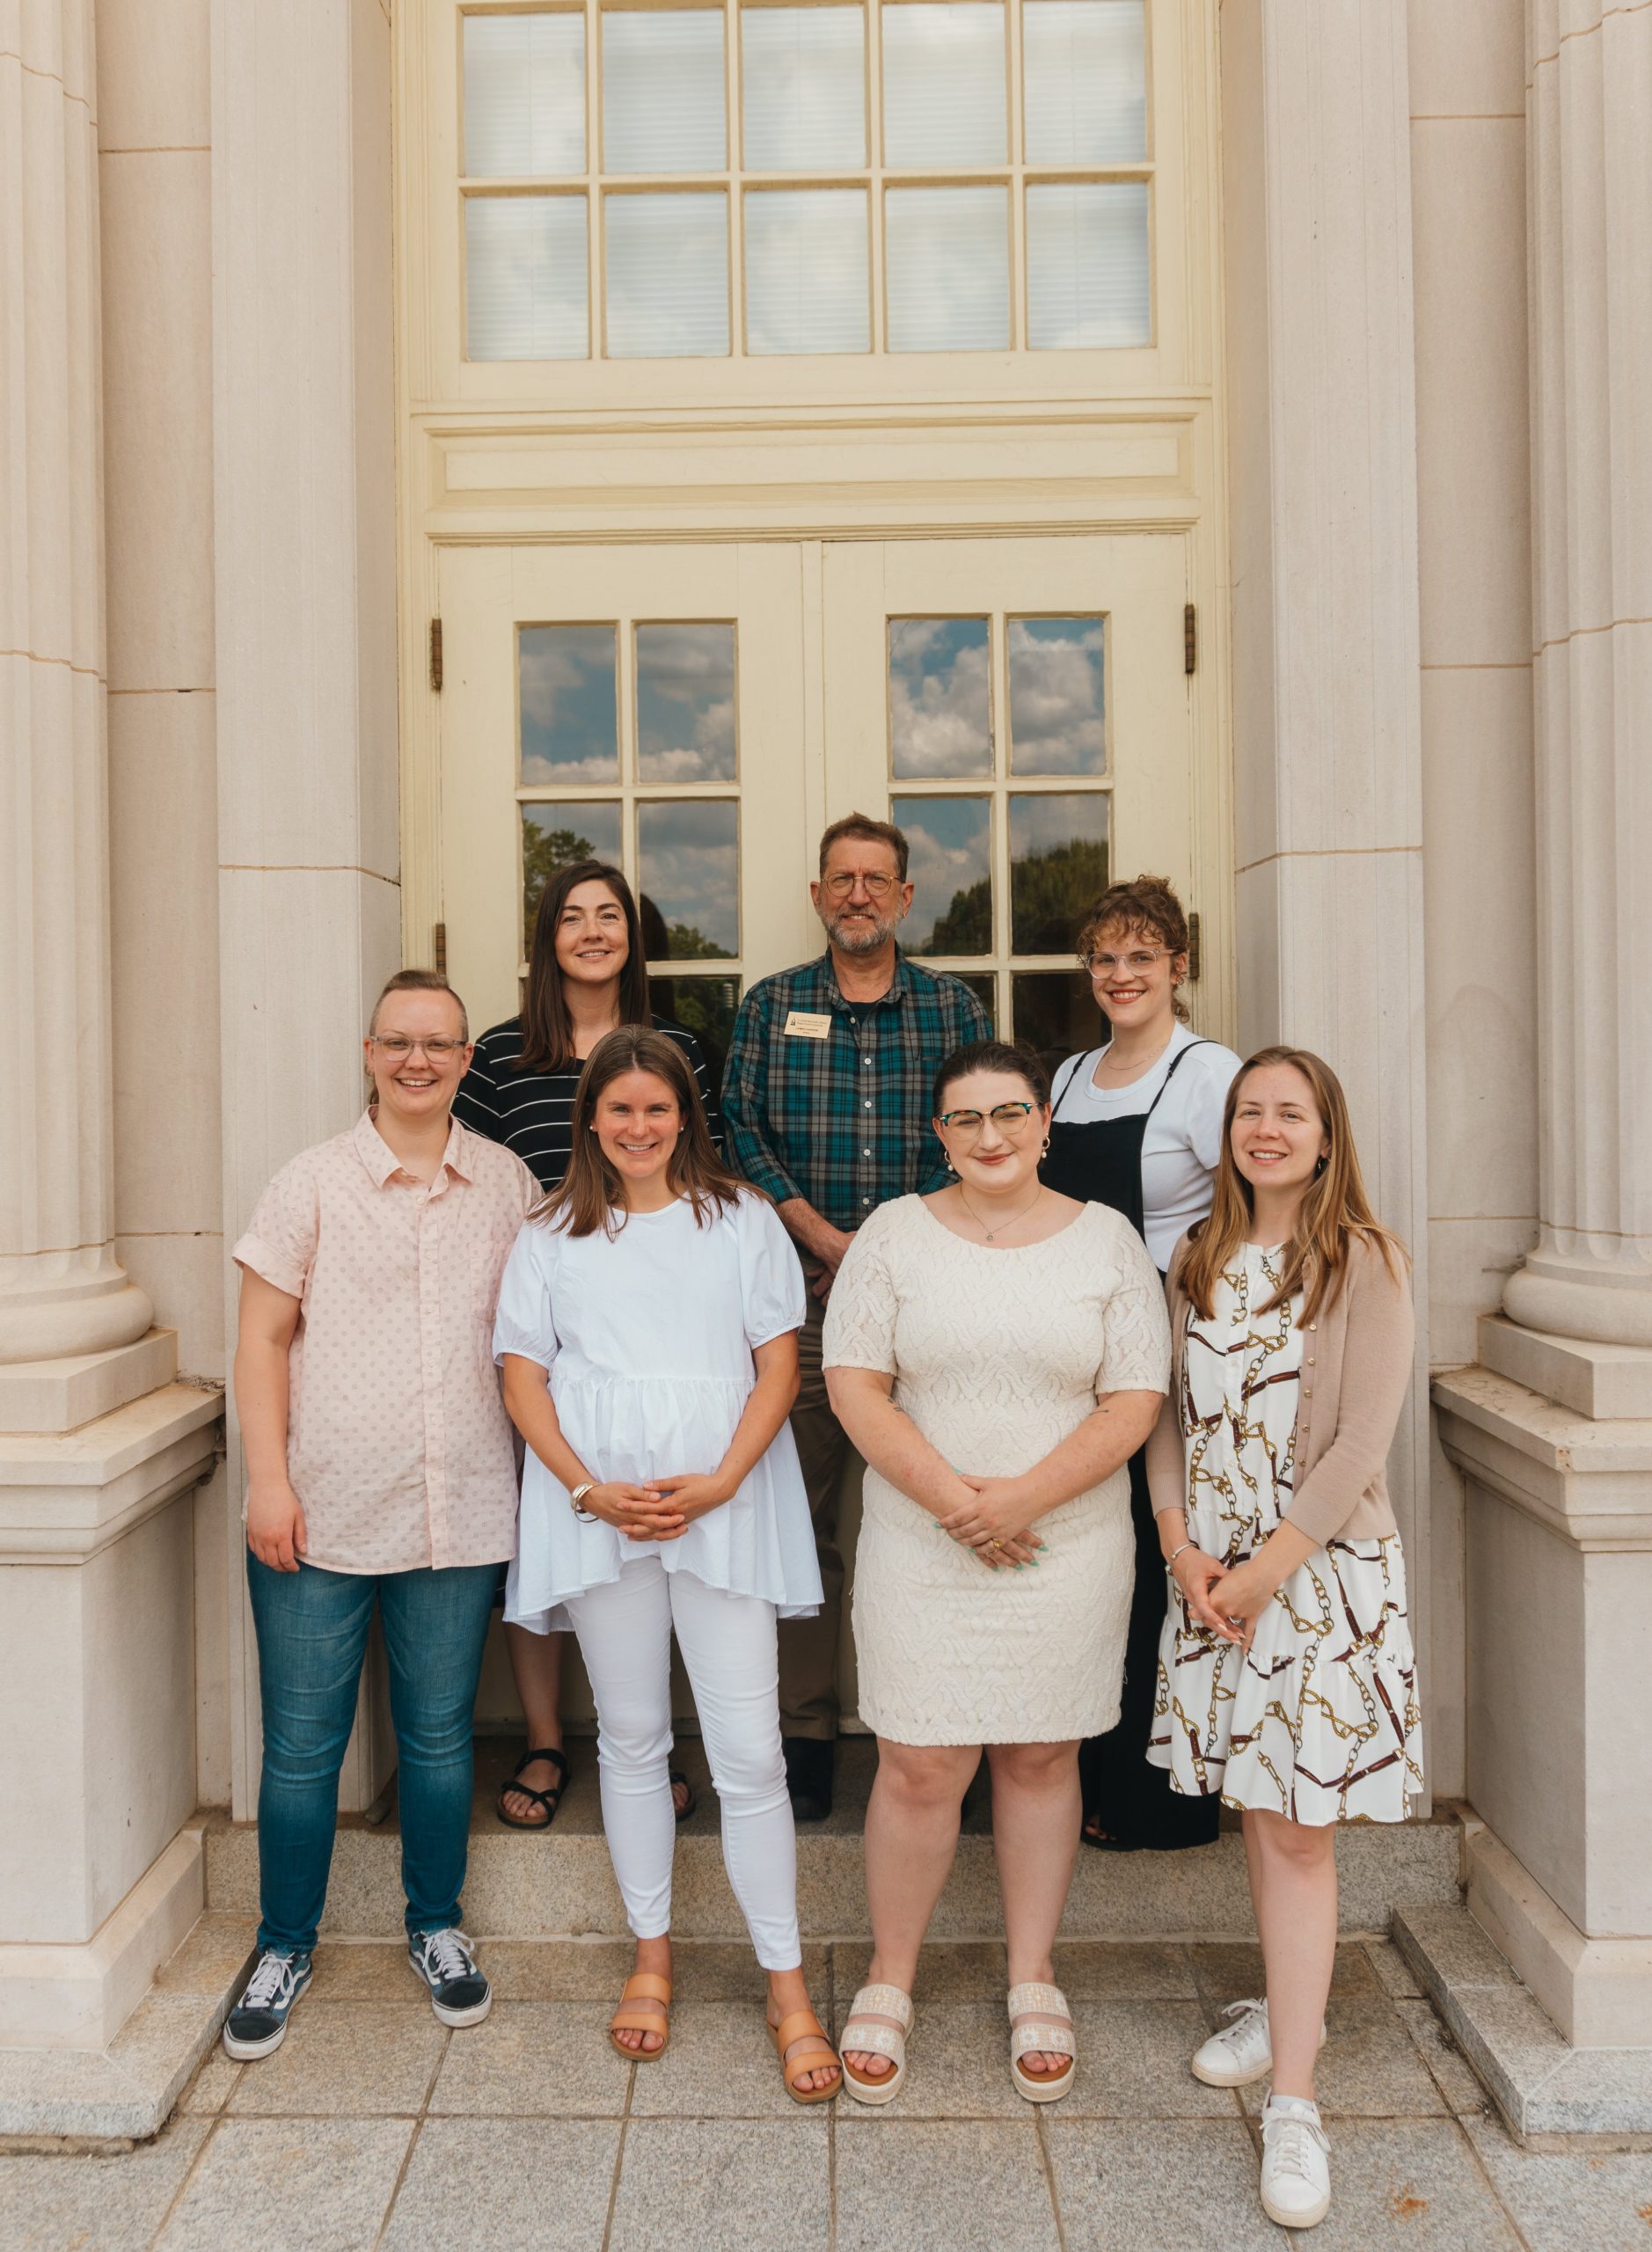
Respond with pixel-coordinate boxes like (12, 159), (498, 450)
(569, 1480), (598, 1523)
(1166, 1540), (1195, 1569)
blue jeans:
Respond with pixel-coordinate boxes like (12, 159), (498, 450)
(246, 1554), (499, 1955)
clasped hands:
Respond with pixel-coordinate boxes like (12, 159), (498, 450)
(936, 1475), (1046, 1570)
(1170, 1546), (1275, 1649)
(578, 1473), (733, 1542)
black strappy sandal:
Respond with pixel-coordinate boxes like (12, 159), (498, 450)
(496, 1744), (569, 1831)
(671, 1770), (698, 1824)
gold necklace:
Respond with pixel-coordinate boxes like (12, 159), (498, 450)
(1099, 1028), (1174, 1074)
(957, 1184), (1044, 1243)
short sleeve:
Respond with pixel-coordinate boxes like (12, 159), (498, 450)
(1093, 1215), (1172, 1397)
(232, 1158), (319, 1301)
(493, 1222), (560, 1370)
(1181, 1042), (1243, 1173)
(735, 1191), (807, 1348)
(822, 1204), (901, 1377)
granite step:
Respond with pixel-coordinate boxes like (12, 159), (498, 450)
(204, 1735), (1464, 1942)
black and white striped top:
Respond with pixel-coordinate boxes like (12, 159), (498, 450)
(452, 1014), (721, 1192)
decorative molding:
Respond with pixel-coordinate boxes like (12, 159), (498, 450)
(1432, 1365), (1652, 1550)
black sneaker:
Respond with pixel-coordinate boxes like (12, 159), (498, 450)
(783, 1736), (835, 1823)
(223, 1947), (313, 2060)
(407, 1927), (493, 2027)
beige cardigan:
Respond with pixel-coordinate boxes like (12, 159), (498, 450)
(1145, 1231), (1414, 1548)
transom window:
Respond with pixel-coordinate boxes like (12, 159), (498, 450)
(460, 0), (1150, 361)
(888, 612), (1109, 1049)
(517, 620), (743, 1056)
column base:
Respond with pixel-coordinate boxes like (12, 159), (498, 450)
(1466, 1821), (1652, 2051)
(0, 1329), (182, 1437)
(1478, 1311), (1652, 1420)
(0, 1830), (207, 2051)
(1504, 1246), (1652, 1350)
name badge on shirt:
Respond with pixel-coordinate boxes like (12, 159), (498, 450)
(783, 1010), (833, 1041)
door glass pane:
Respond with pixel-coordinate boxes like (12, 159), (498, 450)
(648, 973), (741, 1079)
(746, 190), (871, 355)
(885, 186), (1010, 352)
(519, 625), (618, 782)
(952, 970), (997, 1029)
(605, 193), (730, 357)
(889, 618), (992, 778)
(464, 13), (587, 177)
(1008, 618), (1106, 775)
(1022, 0), (1144, 165)
(1009, 791), (1109, 953)
(636, 625), (737, 782)
(742, 7), (866, 170)
(882, 3), (1007, 168)
(466, 196), (589, 360)
(1012, 969), (1093, 1056)
(523, 801), (624, 954)
(638, 800), (739, 956)
(602, 10), (727, 172)
(895, 796), (991, 954)
(1026, 181), (1150, 349)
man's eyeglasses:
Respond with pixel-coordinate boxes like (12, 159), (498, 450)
(935, 1101), (1039, 1137)
(1084, 947), (1172, 976)
(821, 870), (898, 900)
(369, 1036), (468, 1059)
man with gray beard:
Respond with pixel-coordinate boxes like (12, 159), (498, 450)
(722, 814), (991, 1818)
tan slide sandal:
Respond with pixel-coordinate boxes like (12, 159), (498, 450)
(1007, 1980), (1077, 2103)
(609, 1971), (672, 2061)
(838, 1982), (913, 2106)
(770, 2006), (841, 2104)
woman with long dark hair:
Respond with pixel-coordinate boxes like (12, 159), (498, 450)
(454, 859), (718, 1831)
(494, 1029), (838, 2099)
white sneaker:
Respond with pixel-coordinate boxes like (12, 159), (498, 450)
(1189, 1998), (1328, 2087)
(1260, 2095), (1332, 2229)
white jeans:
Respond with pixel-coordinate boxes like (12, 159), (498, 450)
(563, 1557), (801, 1971)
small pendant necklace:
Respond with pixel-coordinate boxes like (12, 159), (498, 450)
(957, 1185), (1043, 1243)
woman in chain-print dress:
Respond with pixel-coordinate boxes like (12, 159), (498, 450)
(1148, 1242), (1422, 1823)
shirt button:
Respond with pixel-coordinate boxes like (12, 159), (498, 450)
(864, 1100), (872, 1109)
(862, 1196), (871, 1205)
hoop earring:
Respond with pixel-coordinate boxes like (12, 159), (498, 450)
(944, 1153), (956, 1173)
(1314, 1154), (1328, 1177)
(1042, 1137), (1051, 1157)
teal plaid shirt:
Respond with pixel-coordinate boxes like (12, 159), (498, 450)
(722, 951), (992, 1233)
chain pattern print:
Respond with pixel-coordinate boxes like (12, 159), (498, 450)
(1145, 1246), (1424, 1825)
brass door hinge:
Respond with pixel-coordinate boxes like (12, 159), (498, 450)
(1188, 910), (1202, 982)
(1183, 603), (1197, 676)
(429, 617), (443, 691)
(434, 921), (447, 976)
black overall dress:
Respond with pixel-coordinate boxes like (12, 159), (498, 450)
(1040, 1043), (1221, 1852)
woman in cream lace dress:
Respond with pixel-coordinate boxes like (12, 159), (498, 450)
(823, 1040), (1168, 2109)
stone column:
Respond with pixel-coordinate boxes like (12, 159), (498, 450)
(1434, 0), (1652, 2052)
(1497, 0), (1652, 1355)
(0, 1), (221, 2056)
(212, 0), (402, 1817)
(1219, 1), (1431, 1614)
(0, 0), (152, 1373)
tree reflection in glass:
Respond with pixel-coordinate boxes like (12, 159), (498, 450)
(637, 799), (739, 958)
(895, 796), (992, 954)
(521, 801), (623, 956)
(1009, 792), (1108, 954)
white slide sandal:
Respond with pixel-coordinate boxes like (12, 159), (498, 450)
(839, 1982), (914, 2106)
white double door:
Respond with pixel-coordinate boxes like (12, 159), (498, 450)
(436, 533), (1194, 1041)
